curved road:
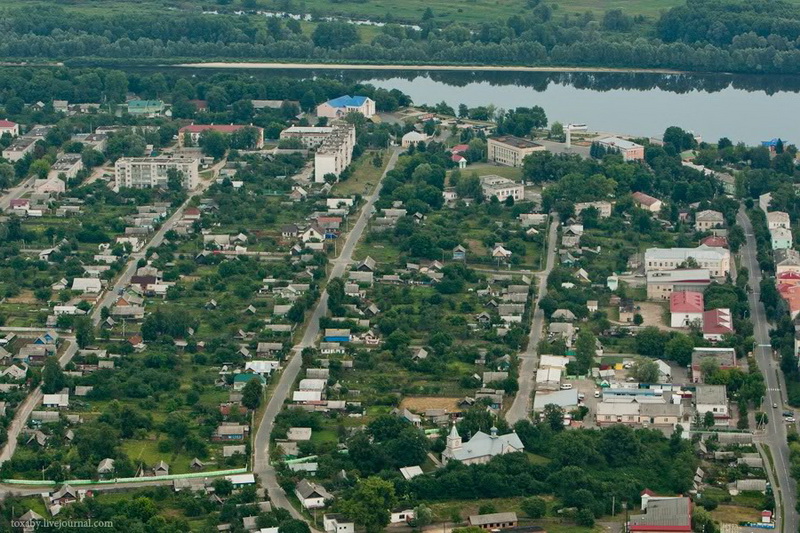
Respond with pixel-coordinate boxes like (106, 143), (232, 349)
(252, 148), (400, 525)
(506, 216), (559, 424)
(738, 207), (798, 533)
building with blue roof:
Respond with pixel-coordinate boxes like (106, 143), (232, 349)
(317, 95), (375, 119)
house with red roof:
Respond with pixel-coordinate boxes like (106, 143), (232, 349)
(183, 207), (201, 221)
(0, 120), (19, 138)
(451, 144), (469, 154)
(632, 192), (663, 213)
(179, 124), (264, 148)
(702, 308), (733, 341)
(670, 291), (704, 328)
(699, 235), (728, 248)
(451, 154), (467, 169)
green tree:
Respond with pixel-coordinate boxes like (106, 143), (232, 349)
(339, 477), (397, 533)
(635, 327), (668, 357)
(29, 159), (51, 179)
(42, 356), (66, 394)
(74, 316), (95, 348)
(312, 21), (360, 49)
(703, 410), (715, 428)
(664, 334), (694, 366)
(550, 121), (564, 140)
(574, 329), (596, 374)
(521, 497), (547, 518)
(543, 403), (564, 431)
(630, 356), (660, 383)
(199, 129), (229, 159)
(241, 377), (263, 410)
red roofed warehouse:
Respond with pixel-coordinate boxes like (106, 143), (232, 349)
(702, 308), (733, 341)
(179, 124), (264, 149)
(628, 491), (692, 533)
(670, 291), (704, 328)
(632, 192), (663, 213)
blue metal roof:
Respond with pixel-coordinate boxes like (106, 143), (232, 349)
(326, 95), (368, 108)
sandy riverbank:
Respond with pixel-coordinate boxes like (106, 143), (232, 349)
(173, 61), (690, 75)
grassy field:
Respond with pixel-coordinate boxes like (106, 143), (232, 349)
(332, 150), (390, 197)
(449, 163), (524, 183)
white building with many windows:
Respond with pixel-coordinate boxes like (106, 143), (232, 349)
(314, 124), (356, 183)
(280, 126), (334, 149)
(487, 136), (546, 167)
(114, 156), (199, 190)
(644, 246), (730, 277)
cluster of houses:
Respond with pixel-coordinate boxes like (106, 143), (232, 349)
(669, 291), (734, 340)
(758, 194), (800, 319)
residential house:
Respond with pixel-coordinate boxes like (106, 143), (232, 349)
(771, 227), (793, 250)
(776, 248), (800, 275)
(214, 424), (249, 441)
(324, 515), (355, 533)
(71, 277), (102, 294)
(695, 210), (724, 231)
(295, 479), (334, 509)
(695, 384), (729, 425)
(767, 211), (791, 230)
(154, 461), (170, 476)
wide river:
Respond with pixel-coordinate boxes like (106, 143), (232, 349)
(170, 66), (800, 144)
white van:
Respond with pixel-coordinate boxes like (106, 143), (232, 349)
(560, 383), (573, 390)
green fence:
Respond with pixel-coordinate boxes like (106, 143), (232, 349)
(2, 467), (248, 487)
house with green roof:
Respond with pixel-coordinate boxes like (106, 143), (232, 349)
(233, 372), (266, 391)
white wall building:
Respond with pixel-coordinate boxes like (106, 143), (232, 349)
(314, 125), (356, 183)
(480, 175), (524, 202)
(115, 156), (199, 190)
(280, 126), (334, 149)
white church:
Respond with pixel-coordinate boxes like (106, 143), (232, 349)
(441, 425), (525, 465)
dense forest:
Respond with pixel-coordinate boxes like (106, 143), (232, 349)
(3, 0), (800, 73)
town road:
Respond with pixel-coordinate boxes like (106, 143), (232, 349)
(91, 159), (224, 327)
(0, 176), (37, 211)
(252, 148), (401, 525)
(506, 216), (559, 424)
(0, 338), (77, 465)
(738, 207), (798, 533)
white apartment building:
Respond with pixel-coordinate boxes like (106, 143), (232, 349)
(480, 175), (524, 202)
(280, 126), (334, 149)
(644, 246), (731, 277)
(2, 136), (37, 162)
(115, 156), (199, 190)
(48, 153), (84, 180)
(767, 211), (791, 230)
(314, 124), (356, 183)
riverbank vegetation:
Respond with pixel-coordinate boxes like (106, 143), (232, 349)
(4, 0), (800, 74)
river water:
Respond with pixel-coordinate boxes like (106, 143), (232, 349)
(170, 67), (800, 144)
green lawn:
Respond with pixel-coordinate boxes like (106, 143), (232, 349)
(452, 163), (524, 183)
(332, 150), (391, 197)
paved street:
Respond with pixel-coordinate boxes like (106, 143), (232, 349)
(506, 216), (559, 424)
(0, 176), (36, 212)
(738, 207), (798, 533)
(252, 148), (400, 526)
